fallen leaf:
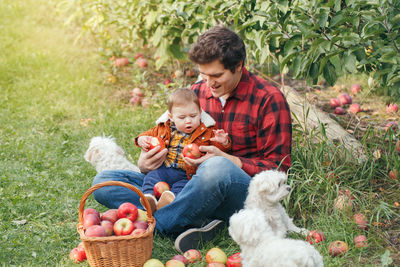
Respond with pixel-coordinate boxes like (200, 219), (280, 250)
(12, 219), (27, 225)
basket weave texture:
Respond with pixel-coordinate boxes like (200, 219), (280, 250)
(77, 181), (155, 267)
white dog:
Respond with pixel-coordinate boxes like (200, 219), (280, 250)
(244, 170), (307, 238)
(84, 136), (140, 173)
(229, 208), (324, 267)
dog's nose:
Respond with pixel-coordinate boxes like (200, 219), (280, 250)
(286, 186), (291, 191)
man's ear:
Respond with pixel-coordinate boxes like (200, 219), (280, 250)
(236, 60), (244, 72)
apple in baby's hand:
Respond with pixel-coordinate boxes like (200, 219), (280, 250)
(149, 137), (165, 151)
(306, 230), (326, 244)
(114, 218), (134, 236)
(100, 220), (114, 236)
(85, 225), (106, 237)
(101, 209), (119, 224)
(183, 249), (202, 263)
(143, 258), (165, 267)
(69, 247), (86, 263)
(83, 213), (100, 230)
(171, 255), (188, 265)
(154, 181), (170, 199)
(206, 247), (227, 264)
(183, 143), (202, 159)
(227, 252), (242, 267)
(165, 259), (185, 267)
(117, 202), (138, 222)
(328, 240), (349, 257)
(137, 209), (148, 222)
(354, 235), (368, 247)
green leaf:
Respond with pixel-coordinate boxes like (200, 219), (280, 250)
(322, 61), (337, 85)
(344, 53), (357, 73)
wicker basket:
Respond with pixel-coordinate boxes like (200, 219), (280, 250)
(77, 181), (155, 267)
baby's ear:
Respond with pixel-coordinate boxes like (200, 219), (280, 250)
(168, 112), (173, 121)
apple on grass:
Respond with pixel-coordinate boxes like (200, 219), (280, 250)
(117, 202), (138, 222)
(83, 213), (100, 230)
(333, 194), (353, 212)
(338, 93), (352, 106)
(85, 225), (106, 237)
(171, 255), (188, 265)
(306, 230), (326, 244)
(154, 181), (170, 199)
(132, 87), (145, 98)
(227, 252), (242, 267)
(389, 170), (398, 180)
(182, 143), (202, 159)
(349, 103), (361, 114)
(396, 140), (400, 153)
(207, 263), (225, 267)
(386, 103), (398, 113)
(354, 235), (368, 247)
(100, 220), (114, 236)
(136, 58), (148, 68)
(330, 98), (341, 108)
(69, 247), (86, 263)
(206, 247), (227, 264)
(114, 57), (130, 67)
(143, 258), (165, 267)
(183, 249), (202, 263)
(165, 259), (185, 267)
(328, 240), (349, 257)
(334, 107), (345, 115)
(351, 84), (361, 95)
(385, 122), (398, 132)
(114, 218), (135, 236)
(101, 209), (118, 224)
(353, 213), (368, 230)
(77, 242), (86, 260)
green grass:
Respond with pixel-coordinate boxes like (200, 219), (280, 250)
(1, 0), (399, 266)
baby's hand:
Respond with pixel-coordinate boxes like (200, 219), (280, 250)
(210, 129), (229, 146)
(137, 136), (151, 151)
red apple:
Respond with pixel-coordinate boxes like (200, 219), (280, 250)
(386, 103), (398, 113)
(326, 172), (340, 184)
(334, 194), (353, 212)
(131, 228), (146, 236)
(114, 218), (135, 236)
(334, 107), (345, 115)
(143, 259), (165, 267)
(117, 202), (138, 222)
(396, 140), (400, 153)
(351, 84), (361, 95)
(165, 259), (185, 267)
(227, 252), (242, 267)
(85, 225), (106, 237)
(101, 209), (118, 224)
(136, 58), (148, 68)
(182, 143), (202, 159)
(349, 103), (361, 114)
(153, 181), (170, 199)
(171, 255), (188, 265)
(100, 220), (114, 236)
(83, 213), (100, 230)
(306, 230), (326, 244)
(149, 137), (165, 151)
(339, 189), (355, 200)
(135, 52), (144, 59)
(328, 240), (349, 257)
(69, 247), (86, 263)
(206, 247), (227, 264)
(338, 93), (352, 105)
(354, 235), (368, 247)
(330, 98), (341, 108)
(137, 209), (148, 222)
(141, 98), (149, 108)
(207, 263), (225, 267)
(385, 121), (398, 132)
(133, 220), (148, 230)
(163, 78), (172, 85)
(132, 87), (145, 97)
(130, 96), (141, 106)
(83, 208), (100, 219)
(77, 242), (86, 260)
(183, 249), (202, 263)
(353, 213), (368, 230)
(389, 170), (398, 180)
(114, 57), (130, 67)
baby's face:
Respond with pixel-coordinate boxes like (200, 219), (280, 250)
(169, 102), (201, 134)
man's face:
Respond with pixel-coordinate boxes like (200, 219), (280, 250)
(198, 60), (242, 99)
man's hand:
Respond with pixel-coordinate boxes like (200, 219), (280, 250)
(183, 145), (242, 168)
(137, 146), (168, 173)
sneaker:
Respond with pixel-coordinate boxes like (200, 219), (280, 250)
(156, 190), (175, 210)
(174, 219), (225, 253)
(140, 194), (157, 215)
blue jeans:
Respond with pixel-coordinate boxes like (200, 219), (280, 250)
(92, 156), (251, 235)
(142, 165), (188, 196)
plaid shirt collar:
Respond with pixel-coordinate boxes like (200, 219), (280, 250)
(205, 68), (251, 101)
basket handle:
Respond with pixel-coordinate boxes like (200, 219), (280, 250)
(78, 181), (154, 225)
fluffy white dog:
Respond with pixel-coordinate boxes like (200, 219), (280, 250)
(229, 208), (324, 267)
(84, 136), (140, 173)
(244, 170), (307, 238)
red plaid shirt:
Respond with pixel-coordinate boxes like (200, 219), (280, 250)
(191, 68), (291, 176)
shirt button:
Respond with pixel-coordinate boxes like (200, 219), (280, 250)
(202, 137), (204, 139)
(201, 127), (204, 130)
(222, 110), (224, 113)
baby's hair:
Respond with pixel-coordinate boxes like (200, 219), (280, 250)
(168, 88), (201, 112)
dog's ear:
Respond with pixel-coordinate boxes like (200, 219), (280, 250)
(229, 209), (266, 247)
(84, 148), (98, 163)
(116, 146), (125, 155)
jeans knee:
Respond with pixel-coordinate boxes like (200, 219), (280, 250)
(194, 157), (236, 186)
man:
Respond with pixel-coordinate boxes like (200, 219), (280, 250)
(91, 25), (292, 253)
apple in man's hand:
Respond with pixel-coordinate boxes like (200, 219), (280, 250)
(153, 181), (170, 199)
(149, 137), (165, 151)
(113, 218), (135, 236)
(182, 143), (202, 159)
(117, 202), (138, 222)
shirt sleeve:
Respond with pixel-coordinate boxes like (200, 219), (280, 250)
(240, 92), (292, 175)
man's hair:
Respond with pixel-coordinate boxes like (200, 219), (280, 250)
(168, 88), (201, 112)
(188, 25), (246, 73)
